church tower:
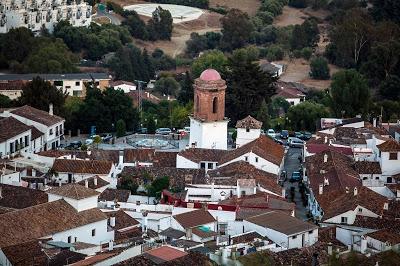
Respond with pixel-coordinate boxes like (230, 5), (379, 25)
(189, 69), (228, 150)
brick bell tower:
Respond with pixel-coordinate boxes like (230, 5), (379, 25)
(189, 69), (228, 150)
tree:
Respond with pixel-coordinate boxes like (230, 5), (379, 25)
(116, 119), (126, 137)
(287, 102), (330, 131)
(118, 176), (138, 194)
(220, 9), (254, 51)
(171, 104), (190, 128)
(122, 10), (148, 39)
(0, 95), (13, 108)
(370, 0), (400, 24)
(154, 77), (180, 96)
(147, 116), (157, 134)
(269, 97), (291, 118)
(290, 19), (319, 50)
(147, 176), (169, 198)
(289, 0), (307, 8)
(379, 75), (400, 101)
(19, 77), (67, 115)
(93, 135), (102, 148)
(328, 8), (373, 67)
(330, 69), (371, 117)
(191, 50), (228, 78)
(177, 71), (194, 104)
(147, 6), (173, 40)
(225, 53), (277, 124)
(256, 99), (270, 129)
(310, 57), (330, 79)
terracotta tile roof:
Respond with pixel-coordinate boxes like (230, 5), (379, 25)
(237, 178), (256, 188)
(160, 227), (186, 239)
(305, 150), (361, 194)
(306, 144), (353, 156)
(99, 188), (130, 202)
(0, 184), (48, 209)
(366, 229), (400, 245)
(0, 240), (47, 266)
(37, 150), (89, 159)
(246, 211), (318, 235)
(29, 125), (44, 140)
(231, 231), (266, 245)
(353, 161), (382, 174)
(219, 192), (292, 210)
(208, 161), (281, 195)
(173, 209), (215, 229)
(11, 105), (64, 126)
(47, 183), (100, 200)
(117, 250), (209, 266)
(0, 199), (107, 248)
(353, 216), (400, 233)
(0, 80), (25, 91)
(127, 90), (161, 107)
(145, 246), (187, 264)
(106, 210), (140, 230)
(153, 151), (178, 167)
(178, 148), (228, 163)
(274, 86), (305, 99)
(192, 227), (217, 238)
(334, 127), (359, 140)
(377, 139), (400, 152)
(120, 167), (206, 189)
(110, 80), (135, 86)
(52, 159), (112, 175)
(0, 117), (31, 142)
(317, 187), (388, 220)
(235, 115), (263, 129)
(219, 135), (284, 166)
(77, 175), (110, 189)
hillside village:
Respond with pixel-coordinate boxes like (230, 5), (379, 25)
(0, 0), (400, 265)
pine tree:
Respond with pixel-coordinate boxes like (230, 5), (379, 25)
(177, 71), (194, 104)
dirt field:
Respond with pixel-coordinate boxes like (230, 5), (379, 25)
(273, 6), (307, 27)
(276, 58), (340, 90)
(209, 0), (261, 16)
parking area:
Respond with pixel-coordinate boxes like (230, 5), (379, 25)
(282, 146), (308, 221)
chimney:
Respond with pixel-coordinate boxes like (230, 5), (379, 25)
(323, 153), (328, 163)
(384, 202), (389, 210)
(373, 118), (377, 128)
(84, 179), (89, 188)
(353, 187), (358, 196)
(142, 212), (148, 232)
(319, 184), (323, 195)
(324, 177), (329, 186)
(345, 187), (349, 193)
(324, 136), (328, 144)
(118, 150), (124, 166)
(108, 240), (114, 251)
(0, 187), (2, 199)
(94, 176), (98, 186)
(49, 103), (53, 116)
(282, 188), (286, 198)
(109, 216), (116, 227)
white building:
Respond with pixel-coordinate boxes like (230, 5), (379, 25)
(110, 80), (137, 93)
(0, 116), (32, 158)
(0, 0), (92, 34)
(376, 139), (400, 182)
(243, 211), (318, 249)
(235, 115), (262, 148)
(1, 105), (64, 151)
(189, 69), (228, 150)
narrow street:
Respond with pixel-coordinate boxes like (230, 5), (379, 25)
(282, 147), (308, 221)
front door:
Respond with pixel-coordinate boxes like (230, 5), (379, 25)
(68, 173), (72, 183)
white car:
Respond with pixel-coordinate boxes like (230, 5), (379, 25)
(85, 139), (94, 145)
(184, 126), (190, 133)
(267, 129), (276, 138)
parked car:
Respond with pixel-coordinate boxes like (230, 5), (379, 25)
(136, 128), (148, 134)
(295, 132), (303, 139)
(184, 126), (190, 133)
(290, 171), (302, 182)
(101, 133), (113, 143)
(289, 137), (304, 148)
(155, 128), (172, 135)
(267, 129), (276, 138)
(279, 170), (287, 185)
(177, 129), (187, 136)
(66, 140), (82, 149)
(273, 137), (284, 145)
(300, 131), (312, 141)
(85, 139), (94, 145)
(280, 130), (289, 139)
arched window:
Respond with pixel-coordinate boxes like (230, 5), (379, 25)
(196, 95), (200, 112)
(212, 97), (218, 113)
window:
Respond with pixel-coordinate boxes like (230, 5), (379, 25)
(24, 135), (29, 147)
(341, 217), (348, 224)
(75, 81), (80, 86)
(200, 162), (206, 169)
(308, 230), (313, 234)
(67, 236), (72, 243)
(92, 229), (96, 237)
(75, 237), (78, 242)
(245, 156), (248, 162)
(54, 80), (63, 86)
(255, 157), (259, 163)
(208, 163), (213, 169)
(292, 235), (297, 239)
(73, 90), (82, 97)
(246, 128), (250, 132)
(358, 208), (362, 213)
(65, 86), (71, 89)
(212, 97), (218, 113)
(49, 129), (53, 135)
(290, 101), (294, 105)
(389, 153), (398, 160)
(196, 95), (200, 113)
(241, 191), (246, 196)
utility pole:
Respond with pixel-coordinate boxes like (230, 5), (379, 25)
(134, 80), (147, 126)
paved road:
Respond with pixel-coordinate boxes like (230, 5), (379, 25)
(93, 8), (122, 25)
(282, 146), (308, 221)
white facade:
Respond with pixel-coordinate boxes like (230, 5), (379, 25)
(0, 169), (20, 186)
(0, 128), (31, 158)
(126, 211), (171, 232)
(176, 154), (218, 172)
(323, 206), (380, 225)
(189, 117), (228, 150)
(236, 128), (260, 148)
(48, 193), (98, 212)
(0, 0), (92, 34)
(243, 220), (318, 249)
(113, 83), (137, 93)
(285, 97), (304, 106)
(378, 150), (400, 179)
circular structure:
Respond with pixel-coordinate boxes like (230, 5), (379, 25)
(200, 69), (221, 81)
(123, 4), (204, 23)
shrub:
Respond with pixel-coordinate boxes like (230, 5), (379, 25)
(301, 47), (313, 60)
(310, 57), (330, 80)
(266, 45), (284, 61)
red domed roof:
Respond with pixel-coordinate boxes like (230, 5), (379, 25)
(199, 69), (221, 81)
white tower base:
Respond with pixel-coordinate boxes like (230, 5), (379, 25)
(189, 117), (228, 150)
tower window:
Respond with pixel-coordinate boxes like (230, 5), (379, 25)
(212, 97), (218, 114)
(196, 95), (200, 113)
